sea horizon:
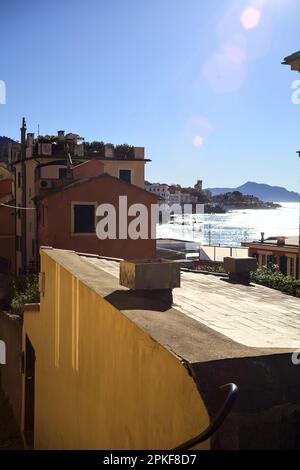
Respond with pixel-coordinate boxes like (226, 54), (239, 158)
(157, 202), (299, 247)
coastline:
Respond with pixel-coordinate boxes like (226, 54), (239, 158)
(157, 202), (298, 247)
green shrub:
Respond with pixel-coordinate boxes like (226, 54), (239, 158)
(114, 144), (134, 159)
(85, 140), (105, 155)
(196, 264), (226, 273)
(7, 275), (40, 316)
(251, 267), (300, 298)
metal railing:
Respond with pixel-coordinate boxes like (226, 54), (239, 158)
(173, 383), (238, 451)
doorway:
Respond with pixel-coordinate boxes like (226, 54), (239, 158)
(279, 256), (288, 276)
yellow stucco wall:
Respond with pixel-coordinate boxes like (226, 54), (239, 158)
(22, 251), (210, 450)
(40, 165), (66, 179)
(103, 160), (145, 189)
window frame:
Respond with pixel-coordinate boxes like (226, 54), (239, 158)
(71, 201), (98, 236)
(118, 168), (133, 184)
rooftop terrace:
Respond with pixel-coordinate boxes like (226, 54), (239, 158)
(44, 248), (300, 360)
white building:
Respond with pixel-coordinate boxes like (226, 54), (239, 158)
(168, 190), (182, 205)
(146, 182), (201, 205)
(180, 192), (198, 204)
(145, 183), (170, 201)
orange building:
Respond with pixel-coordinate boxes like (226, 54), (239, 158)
(0, 165), (15, 273)
(0, 201), (15, 273)
(11, 119), (153, 273)
(35, 172), (158, 261)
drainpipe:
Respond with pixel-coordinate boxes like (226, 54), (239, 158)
(20, 117), (27, 273)
(32, 197), (38, 273)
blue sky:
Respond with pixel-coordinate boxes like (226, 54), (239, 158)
(1, 0), (300, 191)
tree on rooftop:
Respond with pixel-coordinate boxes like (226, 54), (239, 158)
(85, 141), (105, 155)
(114, 144), (134, 159)
(37, 135), (57, 143)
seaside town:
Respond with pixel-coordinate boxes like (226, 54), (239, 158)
(1, 0), (300, 462)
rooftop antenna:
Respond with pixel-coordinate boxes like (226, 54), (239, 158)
(67, 152), (73, 167)
(65, 143), (73, 174)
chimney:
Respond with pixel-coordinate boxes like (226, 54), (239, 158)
(57, 130), (65, 140)
(260, 232), (265, 243)
(277, 236), (286, 246)
(224, 257), (257, 285)
(119, 260), (181, 307)
(104, 144), (114, 158)
(134, 147), (145, 159)
(27, 133), (34, 147)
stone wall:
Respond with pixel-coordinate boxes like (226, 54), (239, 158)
(193, 353), (300, 449)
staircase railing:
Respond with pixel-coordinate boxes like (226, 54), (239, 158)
(173, 383), (238, 451)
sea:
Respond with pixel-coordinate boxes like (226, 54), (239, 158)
(156, 202), (299, 247)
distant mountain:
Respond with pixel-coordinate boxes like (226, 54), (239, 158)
(206, 181), (299, 203)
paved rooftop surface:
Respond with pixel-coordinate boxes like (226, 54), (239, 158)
(83, 255), (300, 350)
(42, 248), (300, 364)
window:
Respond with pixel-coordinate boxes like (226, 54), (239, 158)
(119, 169), (131, 184)
(59, 168), (68, 179)
(73, 203), (95, 234)
(290, 257), (295, 278)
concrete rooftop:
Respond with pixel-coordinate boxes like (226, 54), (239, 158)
(85, 256), (300, 350)
(264, 236), (299, 247)
(40, 247), (300, 449)
(43, 248), (300, 365)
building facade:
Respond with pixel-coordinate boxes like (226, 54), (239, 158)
(0, 165), (15, 273)
(242, 236), (299, 279)
(36, 172), (158, 262)
(21, 248), (210, 450)
(146, 181), (203, 205)
(12, 118), (152, 273)
(145, 182), (170, 201)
